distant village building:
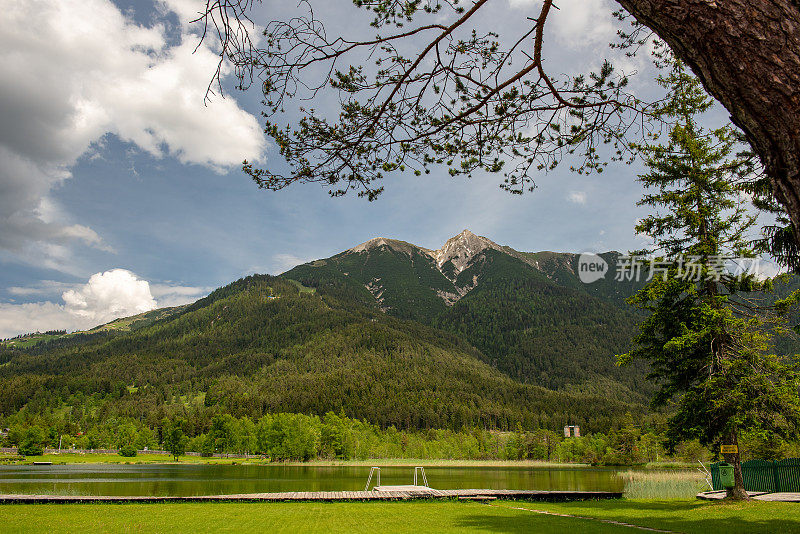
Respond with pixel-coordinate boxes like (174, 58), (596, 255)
(564, 425), (580, 438)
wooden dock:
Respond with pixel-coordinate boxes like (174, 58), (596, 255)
(697, 490), (800, 502)
(0, 488), (622, 504)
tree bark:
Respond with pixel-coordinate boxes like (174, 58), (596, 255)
(616, 0), (800, 242)
(722, 429), (750, 500)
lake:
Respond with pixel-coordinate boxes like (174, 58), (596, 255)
(0, 464), (627, 497)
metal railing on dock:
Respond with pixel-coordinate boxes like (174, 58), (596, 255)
(413, 467), (428, 487)
(364, 467), (381, 491)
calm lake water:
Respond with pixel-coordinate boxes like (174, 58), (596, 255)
(0, 464), (626, 496)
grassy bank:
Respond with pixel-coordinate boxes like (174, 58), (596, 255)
(0, 453), (588, 468)
(0, 499), (797, 533)
(1, 453), (263, 465)
(274, 458), (588, 468)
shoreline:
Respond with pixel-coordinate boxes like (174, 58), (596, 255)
(0, 453), (694, 469)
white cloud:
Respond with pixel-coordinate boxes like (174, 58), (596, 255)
(0, 0), (266, 269)
(7, 281), (78, 298)
(729, 258), (786, 281)
(0, 269), (153, 337)
(507, 0), (615, 47)
(159, 0), (204, 25)
(0, 301), (86, 340)
(0, 269), (210, 338)
(150, 283), (212, 307)
(61, 270), (156, 321)
(567, 191), (587, 204)
(272, 253), (313, 273)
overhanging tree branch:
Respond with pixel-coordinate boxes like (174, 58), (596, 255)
(196, 0), (653, 200)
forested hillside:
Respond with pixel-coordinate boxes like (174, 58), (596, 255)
(0, 275), (646, 437)
(285, 242), (452, 323)
(8, 231), (798, 445)
(283, 232), (650, 397)
(434, 249), (649, 396)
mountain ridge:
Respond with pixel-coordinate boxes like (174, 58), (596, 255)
(0, 274), (647, 433)
(289, 229), (641, 313)
(283, 230), (650, 395)
(348, 230), (504, 284)
(5, 231), (798, 435)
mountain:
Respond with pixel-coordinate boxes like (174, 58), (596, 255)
(283, 230), (650, 396)
(4, 230), (798, 437)
(0, 275), (645, 433)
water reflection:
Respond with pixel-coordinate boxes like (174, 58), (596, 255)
(0, 464), (626, 497)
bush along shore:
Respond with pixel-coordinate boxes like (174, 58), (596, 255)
(4, 411), (796, 466)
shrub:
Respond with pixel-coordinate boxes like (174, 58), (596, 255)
(17, 442), (43, 456)
(118, 444), (138, 457)
(17, 426), (46, 456)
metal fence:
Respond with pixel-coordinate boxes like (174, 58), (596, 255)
(710, 459), (800, 492)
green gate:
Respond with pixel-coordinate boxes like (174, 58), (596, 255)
(710, 458), (800, 492)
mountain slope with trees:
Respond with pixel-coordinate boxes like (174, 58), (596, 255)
(283, 231), (650, 397)
(0, 274), (646, 435)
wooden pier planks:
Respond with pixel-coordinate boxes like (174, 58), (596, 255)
(697, 490), (800, 502)
(0, 489), (622, 504)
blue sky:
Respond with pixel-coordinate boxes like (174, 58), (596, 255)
(0, 0), (726, 337)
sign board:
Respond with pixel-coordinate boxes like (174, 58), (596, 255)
(720, 444), (738, 454)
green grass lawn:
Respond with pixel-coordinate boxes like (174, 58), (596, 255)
(528, 499), (800, 534)
(0, 499), (797, 534)
(1, 453), (587, 468)
(1, 453), (263, 465)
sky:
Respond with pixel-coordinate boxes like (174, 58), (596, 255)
(0, 0), (766, 338)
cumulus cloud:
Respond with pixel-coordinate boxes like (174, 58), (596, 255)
(0, 269), (209, 338)
(61, 270), (156, 321)
(567, 191), (588, 204)
(0, 0), (266, 268)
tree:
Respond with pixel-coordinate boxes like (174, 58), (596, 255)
(17, 426), (46, 457)
(163, 420), (188, 462)
(614, 1), (800, 246)
(209, 414), (240, 456)
(116, 422), (140, 457)
(196, 1), (800, 247)
(619, 59), (800, 500)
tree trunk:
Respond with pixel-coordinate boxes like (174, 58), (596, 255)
(723, 429), (750, 500)
(616, 0), (800, 242)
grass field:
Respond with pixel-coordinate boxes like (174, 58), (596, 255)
(0, 499), (797, 533)
(1, 453), (261, 465)
(0, 453), (588, 468)
(529, 499), (800, 534)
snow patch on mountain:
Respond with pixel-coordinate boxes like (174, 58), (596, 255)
(365, 277), (390, 311)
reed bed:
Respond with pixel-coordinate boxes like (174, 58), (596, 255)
(618, 469), (710, 499)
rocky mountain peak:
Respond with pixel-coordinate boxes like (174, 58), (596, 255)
(348, 237), (432, 257)
(432, 229), (502, 275)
